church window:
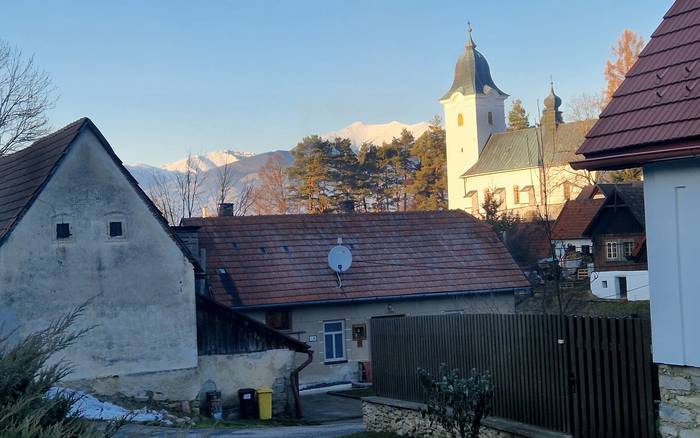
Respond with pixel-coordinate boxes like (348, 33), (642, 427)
(563, 182), (572, 201)
(457, 113), (464, 126)
(471, 193), (479, 215)
(513, 185), (520, 204)
(488, 112), (493, 126)
(56, 223), (71, 240)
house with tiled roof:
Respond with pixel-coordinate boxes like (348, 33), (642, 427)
(0, 119), (312, 416)
(179, 209), (530, 385)
(572, 2), (700, 415)
(442, 27), (596, 219)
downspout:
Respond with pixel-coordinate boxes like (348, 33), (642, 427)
(290, 350), (314, 418)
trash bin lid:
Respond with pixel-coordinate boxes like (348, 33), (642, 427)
(257, 387), (273, 394)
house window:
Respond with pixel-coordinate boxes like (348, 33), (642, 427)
(487, 112), (493, 125)
(606, 241), (618, 260)
(457, 113), (464, 126)
(109, 221), (123, 237)
(513, 185), (520, 204)
(581, 245), (591, 255)
(265, 310), (291, 331)
(56, 223), (71, 240)
(324, 320), (345, 362)
(602, 280), (608, 288)
(622, 241), (635, 258)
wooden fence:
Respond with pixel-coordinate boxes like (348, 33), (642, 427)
(370, 314), (657, 437)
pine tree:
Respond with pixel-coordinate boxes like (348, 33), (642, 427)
(356, 143), (381, 212)
(378, 129), (416, 211)
(287, 135), (335, 213)
(507, 99), (530, 131)
(408, 116), (447, 210)
(328, 137), (360, 209)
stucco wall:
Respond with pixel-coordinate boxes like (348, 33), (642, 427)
(0, 130), (197, 379)
(589, 269), (649, 301)
(644, 158), (700, 366)
(68, 349), (296, 415)
(243, 293), (515, 386)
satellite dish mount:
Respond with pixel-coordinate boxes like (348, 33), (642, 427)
(328, 237), (352, 288)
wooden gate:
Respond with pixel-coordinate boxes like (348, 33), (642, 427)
(370, 314), (658, 437)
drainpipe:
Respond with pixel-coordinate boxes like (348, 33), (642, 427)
(290, 350), (314, 418)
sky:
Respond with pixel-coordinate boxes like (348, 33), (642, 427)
(3, 1), (672, 166)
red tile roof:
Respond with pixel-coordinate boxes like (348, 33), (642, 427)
(551, 198), (605, 240)
(0, 118), (201, 270)
(182, 211), (530, 308)
(573, 0), (700, 170)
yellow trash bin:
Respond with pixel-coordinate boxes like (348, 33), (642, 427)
(257, 387), (273, 420)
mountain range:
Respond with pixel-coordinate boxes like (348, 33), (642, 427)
(126, 120), (430, 202)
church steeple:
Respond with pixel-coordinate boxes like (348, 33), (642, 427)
(542, 80), (563, 128)
(441, 23), (507, 100)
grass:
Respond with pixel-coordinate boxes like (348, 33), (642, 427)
(516, 281), (650, 318)
(329, 387), (376, 399)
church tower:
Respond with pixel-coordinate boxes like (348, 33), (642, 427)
(441, 24), (508, 210)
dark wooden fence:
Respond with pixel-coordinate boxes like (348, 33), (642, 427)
(370, 314), (657, 438)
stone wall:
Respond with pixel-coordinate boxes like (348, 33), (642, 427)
(362, 397), (568, 438)
(658, 364), (700, 437)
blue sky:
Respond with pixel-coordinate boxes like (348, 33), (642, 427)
(3, 1), (671, 165)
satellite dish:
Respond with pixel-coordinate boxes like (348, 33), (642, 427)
(328, 245), (352, 273)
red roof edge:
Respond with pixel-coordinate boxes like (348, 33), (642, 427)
(571, 139), (700, 170)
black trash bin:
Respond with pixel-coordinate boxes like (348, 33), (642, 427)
(238, 388), (257, 419)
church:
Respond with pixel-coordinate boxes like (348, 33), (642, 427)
(442, 26), (596, 219)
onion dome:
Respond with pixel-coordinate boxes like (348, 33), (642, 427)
(544, 82), (562, 110)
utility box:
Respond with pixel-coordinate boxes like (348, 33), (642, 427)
(257, 387), (273, 420)
(238, 388), (257, 419)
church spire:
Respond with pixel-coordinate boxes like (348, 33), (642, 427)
(466, 21), (476, 49)
(542, 79), (563, 128)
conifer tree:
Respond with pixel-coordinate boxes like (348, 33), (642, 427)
(408, 117), (447, 210)
(507, 99), (530, 131)
(287, 135), (335, 213)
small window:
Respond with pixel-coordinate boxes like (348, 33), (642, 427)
(513, 185), (520, 204)
(563, 182), (572, 201)
(471, 193), (479, 215)
(606, 241), (618, 260)
(488, 112), (493, 125)
(602, 280), (608, 288)
(56, 223), (70, 239)
(581, 245), (591, 255)
(265, 310), (291, 331)
(324, 320), (345, 362)
(109, 221), (123, 237)
(622, 241), (635, 258)
(457, 113), (464, 126)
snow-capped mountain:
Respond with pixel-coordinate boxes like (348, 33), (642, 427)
(322, 121), (430, 148)
(160, 150), (256, 173)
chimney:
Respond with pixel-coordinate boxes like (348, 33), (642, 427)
(341, 194), (355, 213)
(218, 203), (234, 217)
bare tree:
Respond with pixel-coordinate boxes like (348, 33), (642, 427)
(213, 157), (235, 207)
(174, 152), (206, 220)
(253, 154), (296, 214)
(0, 39), (56, 157)
(148, 171), (178, 225)
(566, 92), (605, 122)
(230, 184), (257, 216)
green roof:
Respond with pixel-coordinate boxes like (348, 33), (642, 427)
(461, 120), (596, 177)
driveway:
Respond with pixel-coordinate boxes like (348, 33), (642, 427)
(114, 391), (365, 437)
(115, 420), (363, 437)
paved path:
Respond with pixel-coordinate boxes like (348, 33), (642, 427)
(114, 392), (365, 438)
(115, 420), (363, 437)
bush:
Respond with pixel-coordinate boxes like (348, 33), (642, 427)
(0, 306), (123, 437)
(417, 364), (493, 438)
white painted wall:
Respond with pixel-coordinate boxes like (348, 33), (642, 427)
(589, 269), (649, 301)
(442, 91), (506, 210)
(0, 130), (198, 379)
(644, 158), (700, 366)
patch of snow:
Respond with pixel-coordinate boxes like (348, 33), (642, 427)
(47, 387), (169, 424)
